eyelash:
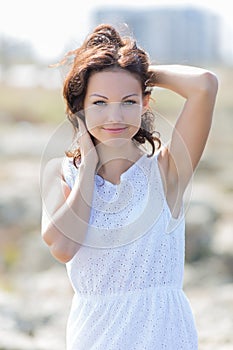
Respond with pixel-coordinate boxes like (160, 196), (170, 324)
(123, 100), (137, 105)
(93, 100), (137, 105)
(93, 100), (106, 105)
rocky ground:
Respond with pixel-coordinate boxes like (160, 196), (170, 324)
(0, 118), (232, 350)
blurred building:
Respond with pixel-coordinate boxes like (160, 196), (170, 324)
(92, 6), (220, 65)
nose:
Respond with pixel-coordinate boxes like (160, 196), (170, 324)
(106, 102), (123, 122)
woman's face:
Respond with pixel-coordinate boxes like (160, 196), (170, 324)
(83, 68), (148, 145)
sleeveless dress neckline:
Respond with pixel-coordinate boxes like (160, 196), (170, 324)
(95, 153), (147, 187)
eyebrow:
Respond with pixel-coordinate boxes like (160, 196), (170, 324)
(89, 93), (139, 99)
(122, 94), (139, 100)
(90, 93), (108, 99)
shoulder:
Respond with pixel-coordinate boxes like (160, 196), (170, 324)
(40, 157), (64, 198)
(41, 157), (72, 198)
(42, 157), (64, 180)
(41, 157), (72, 192)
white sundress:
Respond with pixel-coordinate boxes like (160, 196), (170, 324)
(62, 152), (198, 350)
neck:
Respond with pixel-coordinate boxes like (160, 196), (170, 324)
(95, 140), (144, 184)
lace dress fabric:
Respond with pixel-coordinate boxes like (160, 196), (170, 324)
(62, 152), (198, 350)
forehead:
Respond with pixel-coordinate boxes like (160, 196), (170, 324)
(86, 69), (142, 95)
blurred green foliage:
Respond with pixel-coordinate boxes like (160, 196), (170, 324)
(0, 85), (64, 123)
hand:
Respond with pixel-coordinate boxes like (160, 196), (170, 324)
(77, 117), (99, 168)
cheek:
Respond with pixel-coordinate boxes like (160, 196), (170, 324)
(124, 104), (143, 129)
(127, 115), (141, 129)
(85, 113), (104, 133)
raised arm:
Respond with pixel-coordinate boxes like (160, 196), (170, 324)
(41, 119), (98, 263)
(149, 65), (218, 215)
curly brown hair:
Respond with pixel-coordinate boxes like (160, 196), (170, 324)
(58, 23), (161, 166)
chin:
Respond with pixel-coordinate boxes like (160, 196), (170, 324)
(94, 137), (132, 148)
(101, 137), (131, 148)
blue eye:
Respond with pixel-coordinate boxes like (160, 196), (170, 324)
(93, 100), (106, 106)
(123, 100), (136, 105)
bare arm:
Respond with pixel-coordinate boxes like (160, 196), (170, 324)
(41, 118), (98, 263)
(149, 65), (218, 214)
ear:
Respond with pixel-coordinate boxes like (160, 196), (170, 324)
(142, 94), (150, 114)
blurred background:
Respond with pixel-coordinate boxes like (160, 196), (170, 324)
(0, 0), (232, 349)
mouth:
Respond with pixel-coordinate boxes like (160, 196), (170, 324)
(102, 127), (127, 134)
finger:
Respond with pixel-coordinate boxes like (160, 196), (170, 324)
(76, 117), (95, 157)
(76, 116), (87, 136)
(77, 117), (91, 146)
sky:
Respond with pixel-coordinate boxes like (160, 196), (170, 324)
(0, 0), (233, 62)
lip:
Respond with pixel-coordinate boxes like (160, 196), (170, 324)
(102, 127), (127, 134)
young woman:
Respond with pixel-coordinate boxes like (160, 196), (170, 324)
(41, 24), (218, 349)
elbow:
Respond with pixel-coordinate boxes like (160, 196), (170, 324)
(42, 227), (78, 263)
(50, 242), (76, 263)
(200, 71), (218, 97)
